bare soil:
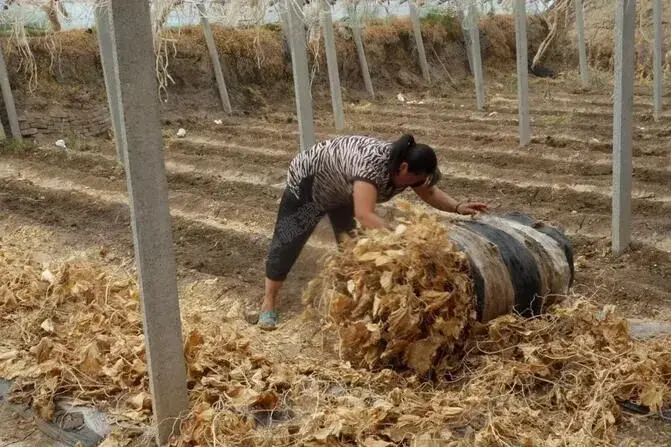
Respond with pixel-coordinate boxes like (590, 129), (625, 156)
(1, 73), (670, 444)
(0, 403), (66, 447)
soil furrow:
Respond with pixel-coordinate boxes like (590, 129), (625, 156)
(0, 173), (326, 310)
(166, 134), (671, 189)
(371, 91), (670, 115)
(177, 128), (669, 171)
(343, 105), (671, 135)
(15, 145), (671, 219)
(162, 136), (671, 209)
(1, 168), (668, 320)
(4, 150), (670, 253)
(203, 119), (670, 157)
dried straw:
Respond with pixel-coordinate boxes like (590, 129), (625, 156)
(0, 218), (670, 446)
(303, 203), (476, 376)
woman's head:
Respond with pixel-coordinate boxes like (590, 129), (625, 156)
(388, 134), (440, 188)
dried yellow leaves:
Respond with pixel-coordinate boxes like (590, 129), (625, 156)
(0, 251), (146, 425)
(305, 208), (476, 376)
(1, 213), (670, 447)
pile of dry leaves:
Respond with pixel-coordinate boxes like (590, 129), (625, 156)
(0, 215), (670, 446)
(303, 206), (476, 376)
(0, 248), (148, 422)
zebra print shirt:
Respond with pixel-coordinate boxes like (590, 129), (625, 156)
(286, 135), (408, 210)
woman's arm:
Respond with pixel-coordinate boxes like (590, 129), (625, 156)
(413, 185), (488, 215)
(352, 181), (389, 229)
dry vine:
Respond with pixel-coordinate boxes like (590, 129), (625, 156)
(530, 0), (571, 69)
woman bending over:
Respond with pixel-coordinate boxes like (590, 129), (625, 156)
(259, 134), (488, 330)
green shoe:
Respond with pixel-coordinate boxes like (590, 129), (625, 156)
(258, 310), (278, 331)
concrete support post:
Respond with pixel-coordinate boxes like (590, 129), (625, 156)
(458, 10), (474, 75)
(352, 25), (375, 98)
(348, 6), (374, 99)
(279, 7), (292, 65)
(653, 0), (663, 122)
(95, 4), (125, 164)
(285, 0), (316, 150)
(575, 0), (590, 89)
(107, 0), (189, 443)
(197, 1), (233, 114)
(320, 3), (345, 131)
(514, 0), (531, 147)
(280, 7), (290, 43)
(468, 4), (485, 111)
(408, 1), (430, 82)
(612, 0), (636, 255)
(0, 45), (22, 141)
(0, 115), (5, 140)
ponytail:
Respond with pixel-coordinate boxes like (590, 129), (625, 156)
(388, 134), (416, 173)
(388, 133), (438, 177)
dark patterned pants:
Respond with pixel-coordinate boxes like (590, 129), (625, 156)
(265, 178), (356, 281)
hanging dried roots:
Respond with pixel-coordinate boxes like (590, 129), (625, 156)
(303, 204), (477, 376)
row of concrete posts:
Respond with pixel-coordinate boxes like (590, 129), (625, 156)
(0, 0), (664, 442)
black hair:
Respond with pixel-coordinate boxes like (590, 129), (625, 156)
(388, 134), (438, 176)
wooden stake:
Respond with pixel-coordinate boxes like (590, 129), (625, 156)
(652, 0), (663, 121)
(575, 0), (590, 89)
(95, 4), (126, 164)
(348, 6), (374, 99)
(0, 44), (22, 141)
(285, 0), (316, 150)
(468, 4), (485, 111)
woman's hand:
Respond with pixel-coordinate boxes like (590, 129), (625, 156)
(414, 185), (488, 216)
(352, 181), (389, 229)
(456, 202), (489, 215)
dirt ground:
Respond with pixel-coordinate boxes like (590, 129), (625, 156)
(0, 403), (66, 446)
(0, 73), (670, 444)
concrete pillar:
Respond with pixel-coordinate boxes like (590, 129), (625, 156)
(352, 25), (375, 98)
(107, 0), (189, 443)
(279, 7), (290, 42)
(468, 4), (485, 111)
(95, 4), (125, 164)
(285, 0), (316, 151)
(408, 1), (430, 82)
(348, 6), (374, 99)
(320, 3), (345, 131)
(0, 115), (5, 140)
(575, 0), (590, 89)
(458, 10), (474, 75)
(197, 1), (233, 114)
(653, 0), (663, 122)
(612, 0), (636, 255)
(514, 0), (531, 147)
(0, 44), (22, 141)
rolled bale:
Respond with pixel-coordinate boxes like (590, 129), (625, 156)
(304, 204), (574, 377)
(451, 211), (574, 322)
